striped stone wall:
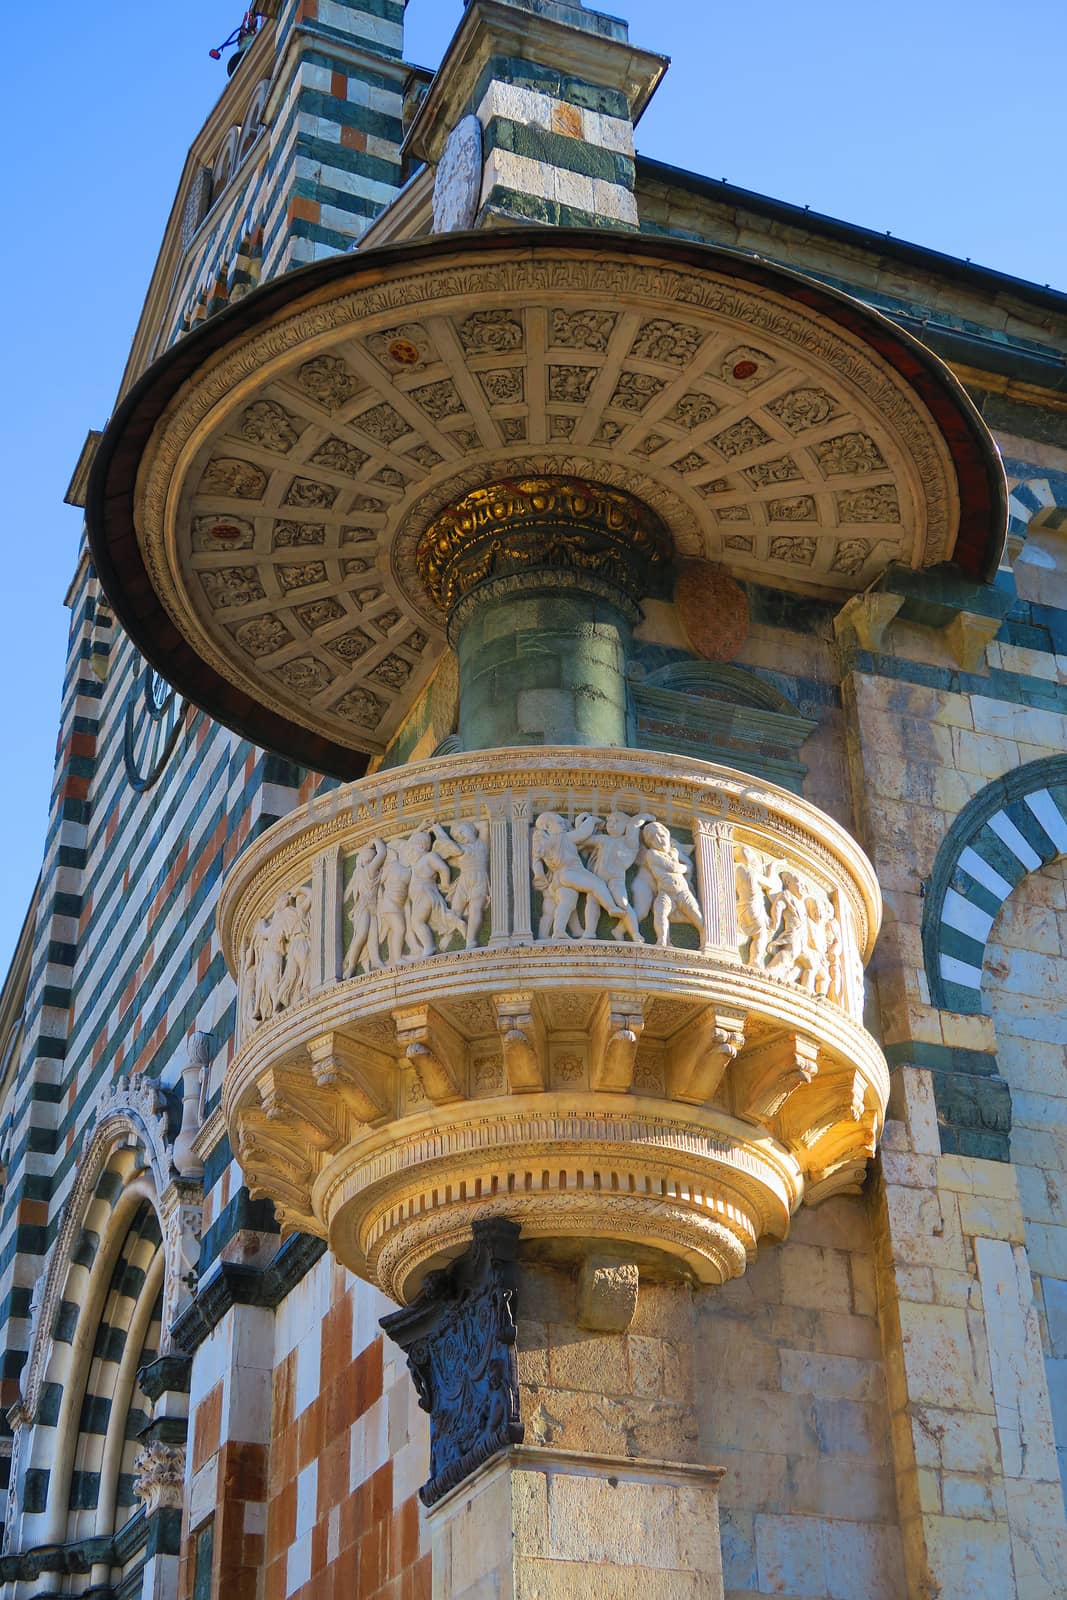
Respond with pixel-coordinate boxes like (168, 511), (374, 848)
(163, 0), (407, 354)
(925, 761), (1067, 1014)
(0, 546), (317, 1558)
(475, 68), (639, 229)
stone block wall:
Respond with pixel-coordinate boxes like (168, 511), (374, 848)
(874, 1070), (1067, 1598)
(694, 1201), (905, 1600)
(985, 859), (1067, 1511)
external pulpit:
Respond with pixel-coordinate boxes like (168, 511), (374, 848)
(86, 223), (1004, 1596)
(215, 743), (886, 1298)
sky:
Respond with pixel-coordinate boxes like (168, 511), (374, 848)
(0, 0), (1064, 976)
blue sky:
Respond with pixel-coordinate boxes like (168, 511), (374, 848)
(1, 0), (1064, 974)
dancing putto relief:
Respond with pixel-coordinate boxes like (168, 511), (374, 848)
(241, 885), (313, 1029)
(735, 845), (850, 1003)
(237, 800), (863, 1039)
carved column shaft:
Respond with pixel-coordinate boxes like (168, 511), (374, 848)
(694, 815), (740, 958)
(313, 845), (344, 990)
(488, 802), (511, 944)
(511, 798), (533, 941)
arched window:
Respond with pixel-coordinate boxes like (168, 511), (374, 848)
(239, 78), (271, 162)
(211, 126), (242, 198)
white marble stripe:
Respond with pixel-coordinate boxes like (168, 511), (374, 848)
(1025, 789), (1067, 855)
(957, 845), (1013, 902)
(475, 81), (634, 157)
(941, 888), (995, 943)
(940, 953), (984, 989)
(987, 810), (1043, 872)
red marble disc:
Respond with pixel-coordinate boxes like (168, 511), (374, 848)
(674, 559), (750, 662)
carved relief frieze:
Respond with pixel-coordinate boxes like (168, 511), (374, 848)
(241, 885), (312, 1031)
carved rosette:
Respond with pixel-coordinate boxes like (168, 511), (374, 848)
(218, 747), (888, 1302)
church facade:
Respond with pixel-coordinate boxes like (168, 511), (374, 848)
(1, 3), (1066, 1598)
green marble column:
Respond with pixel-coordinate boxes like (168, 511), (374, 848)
(455, 580), (633, 750)
(416, 477), (671, 754)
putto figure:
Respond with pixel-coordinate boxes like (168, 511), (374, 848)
(632, 821), (705, 948)
(377, 842), (413, 967)
(433, 821), (490, 948)
(736, 844), (846, 1002)
(342, 839), (388, 977)
(736, 846), (779, 967)
(531, 812), (626, 940)
(243, 887), (313, 1028)
(402, 831), (465, 958)
(581, 812), (648, 943)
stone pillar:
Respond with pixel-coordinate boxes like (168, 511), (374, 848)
(415, 476), (673, 754)
(429, 1449), (725, 1598)
(405, 0), (667, 233)
(874, 1067), (1067, 1599)
(456, 582), (634, 750)
(382, 1222), (726, 1598)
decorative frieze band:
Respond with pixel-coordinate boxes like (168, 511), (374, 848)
(236, 784), (868, 1048)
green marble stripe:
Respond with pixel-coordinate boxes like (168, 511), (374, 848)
(483, 184), (633, 230)
(949, 869), (1003, 921)
(1003, 796), (1059, 863)
(938, 924), (986, 969)
(471, 57), (631, 122)
(849, 645), (1067, 711)
(482, 114), (634, 187)
(970, 825), (1029, 891)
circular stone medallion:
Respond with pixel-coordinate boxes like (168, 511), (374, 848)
(432, 115), (483, 233)
(674, 559), (751, 662)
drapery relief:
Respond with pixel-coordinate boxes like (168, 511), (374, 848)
(241, 884), (312, 1030)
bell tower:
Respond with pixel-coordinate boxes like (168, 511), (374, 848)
(118, 0), (411, 394)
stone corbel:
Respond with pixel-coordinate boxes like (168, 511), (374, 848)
(493, 993), (547, 1092)
(577, 1256), (639, 1333)
(258, 1070), (343, 1149)
(833, 591), (904, 654)
(132, 1440), (186, 1515)
(733, 1032), (819, 1125)
(590, 992), (645, 1092)
(237, 1109), (315, 1191)
(943, 611), (1001, 673)
(307, 1032), (391, 1123)
(394, 1004), (467, 1104)
(780, 1069), (879, 1198)
(667, 1006), (747, 1106)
